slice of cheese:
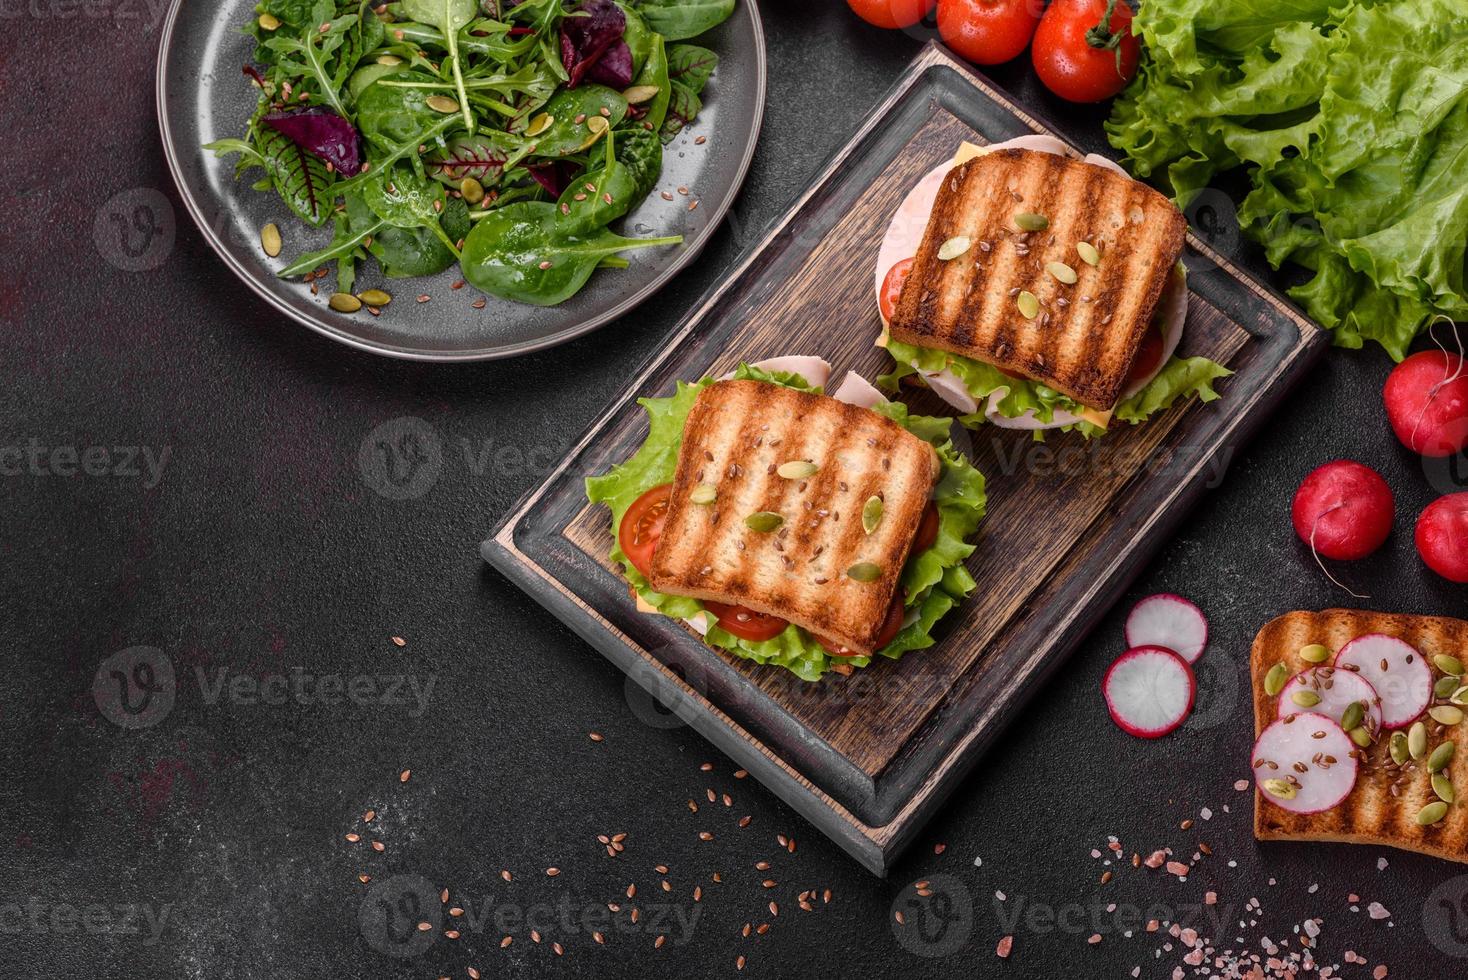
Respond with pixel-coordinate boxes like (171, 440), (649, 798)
(1079, 407), (1113, 429)
(953, 141), (987, 167)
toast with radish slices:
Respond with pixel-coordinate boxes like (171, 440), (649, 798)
(1251, 609), (1468, 864)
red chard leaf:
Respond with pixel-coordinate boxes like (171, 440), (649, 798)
(586, 39), (633, 89)
(560, 0), (626, 88)
(262, 108), (362, 177)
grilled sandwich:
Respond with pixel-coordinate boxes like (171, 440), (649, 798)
(1251, 609), (1468, 864)
(649, 379), (940, 656)
(889, 148), (1187, 410)
(584, 359), (988, 681)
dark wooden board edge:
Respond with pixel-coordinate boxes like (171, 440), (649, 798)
(481, 42), (1329, 875)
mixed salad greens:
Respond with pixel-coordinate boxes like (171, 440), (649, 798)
(1107, 0), (1468, 360)
(206, 0), (734, 306)
(585, 365), (988, 682)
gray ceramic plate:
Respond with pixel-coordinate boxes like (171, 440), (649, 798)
(156, 0), (766, 361)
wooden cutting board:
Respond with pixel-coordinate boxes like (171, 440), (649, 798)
(482, 43), (1327, 875)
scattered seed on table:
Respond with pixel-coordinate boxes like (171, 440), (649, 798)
(737, 955), (746, 970)
(733, 770), (748, 779)
(391, 636), (405, 647)
(738, 816), (751, 828)
(417, 922), (432, 932)
(695, 136), (707, 145)
(593, 932), (605, 945)
(399, 769), (412, 783)
(546, 868), (560, 877)
(769, 901), (779, 917)
(501, 870), (512, 882)
(655, 935), (666, 949)
(500, 937), (512, 948)
(358, 874), (371, 883)
(345, 833), (360, 842)
(589, 732), (604, 742)
(371, 841), (385, 852)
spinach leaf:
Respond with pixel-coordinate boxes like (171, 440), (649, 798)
(362, 165), (463, 257)
(525, 85), (630, 156)
(659, 80), (700, 143)
(256, 124), (335, 226)
(617, 2), (655, 78)
(631, 33), (671, 134)
(556, 132), (639, 232)
(347, 62), (406, 103)
(615, 126), (663, 202)
(368, 196), (471, 277)
(461, 201), (681, 305)
(666, 43), (716, 93)
(260, 0), (317, 30)
(635, 0), (734, 41)
(356, 75), (456, 150)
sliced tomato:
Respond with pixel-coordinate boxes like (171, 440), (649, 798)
(914, 502), (940, 554)
(879, 257), (914, 322)
(1125, 326), (1165, 387)
(817, 595), (907, 658)
(618, 483), (672, 578)
(703, 601), (789, 642)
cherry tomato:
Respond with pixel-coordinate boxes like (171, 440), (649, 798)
(703, 601), (790, 642)
(1126, 326), (1165, 387)
(879, 257), (914, 322)
(1032, 0), (1140, 103)
(937, 0), (1042, 66)
(618, 483), (672, 578)
(818, 595), (907, 657)
(847, 0), (936, 30)
(914, 502), (940, 553)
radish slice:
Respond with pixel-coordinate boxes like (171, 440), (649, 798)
(1251, 713), (1359, 815)
(1278, 667), (1383, 733)
(1124, 594), (1208, 664)
(1103, 646), (1196, 738)
(831, 372), (888, 410)
(720, 356), (831, 389)
(1333, 634), (1432, 729)
(921, 368), (979, 414)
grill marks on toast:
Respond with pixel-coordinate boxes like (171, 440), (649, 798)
(1251, 609), (1468, 864)
(889, 149), (1188, 409)
(647, 381), (940, 656)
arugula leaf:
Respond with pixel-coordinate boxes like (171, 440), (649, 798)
(635, 0), (735, 41)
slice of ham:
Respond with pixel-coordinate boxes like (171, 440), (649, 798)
(719, 355), (832, 389)
(922, 368), (979, 414)
(830, 371), (888, 409)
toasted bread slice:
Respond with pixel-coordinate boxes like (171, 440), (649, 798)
(648, 380), (940, 656)
(889, 148), (1187, 410)
(1252, 609), (1468, 864)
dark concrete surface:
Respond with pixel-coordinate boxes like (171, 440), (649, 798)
(3, 2), (1467, 977)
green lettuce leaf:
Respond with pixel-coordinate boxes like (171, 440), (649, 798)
(585, 366), (987, 682)
(1107, 0), (1468, 360)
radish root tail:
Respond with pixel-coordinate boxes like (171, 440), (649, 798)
(1310, 501), (1370, 600)
(1408, 315), (1465, 451)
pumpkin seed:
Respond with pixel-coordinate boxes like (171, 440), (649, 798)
(1389, 730), (1410, 765)
(1261, 778), (1297, 800)
(1076, 241), (1101, 266)
(937, 236), (971, 261)
(1045, 261), (1078, 285)
(260, 222), (282, 257)
(846, 561), (882, 583)
(1452, 685), (1468, 707)
(426, 95), (460, 114)
(1436, 674), (1461, 698)
(744, 512), (783, 533)
(1429, 741), (1456, 772)
(358, 289), (392, 307)
(622, 85), (661, 105)
(1017, 291), (1040, 320)
(587, 115), (610, 135)
(1430, 705), (1465, 726)
(776, 460), (819, 480)
(1349, 726), (1372, 749)
(861, 496), (883, 535)
(258, 12), (281, 30)
(328, 292), (362, 313)
(1013, 212), (1049, 231)
(1433, 773), (1456, 804)
(1299, 643), (1330, 664)
(690, 483), (717, 505)
(1290, 689), (1321, 708)
(1263, 663), (1291, 697)
(1410, 721), (1429, 759)
(460, 177), (485, 205)
(376, 54), (404, 66)
(1340, 700), (1365, 733)
(1436, 654), (1464, 676)
(1417, 801), (1449, 826)
(526, 113), (554, 137)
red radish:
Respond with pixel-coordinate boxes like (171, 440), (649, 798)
(1291, 461), (1394, 561)
(1383, 348), (1468, 458)
(1102, 646), (1196, 738)
(1124, 593), (1207, 663)
(1333, 634), (1432, 729)
(1278, 667), (1382, 733)
(1251, 713), (1359, 815)
(1416, 492), (1468, 583)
